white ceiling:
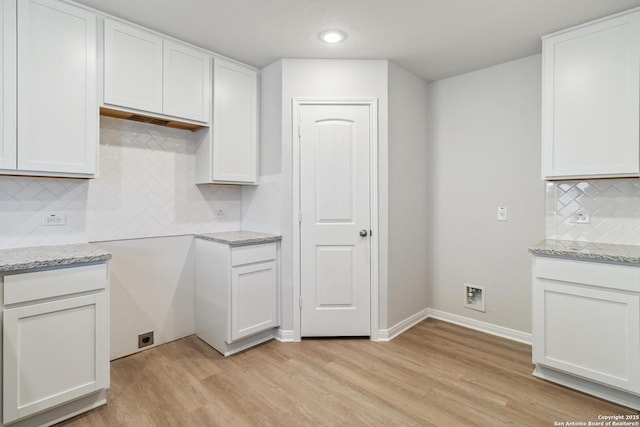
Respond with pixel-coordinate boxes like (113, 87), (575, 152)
(76, 0), (640, 82)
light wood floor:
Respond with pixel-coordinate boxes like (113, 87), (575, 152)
(60, 319), (638, 426)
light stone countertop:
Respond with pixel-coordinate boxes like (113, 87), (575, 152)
(529, 239), (640, 265)
(0, 243), (112, 273)
(195, 231), (282, 246)
(0, 231), (278, 272)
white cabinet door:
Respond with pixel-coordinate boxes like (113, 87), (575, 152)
(16, 0), (97, 176)
(212, 59), (258, 183)
(103, 19), (163, 114)
(533, 280), (640, 393)
(0, 0), (16, 170)
(163, 41), (210, 123)
(229, 260), (277, 342)
(3, 293), (109, 424)
(542, 11), (640, 179)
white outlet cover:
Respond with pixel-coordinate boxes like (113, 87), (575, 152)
(42, 213), (66, 226)
(570, 213), (591, 224)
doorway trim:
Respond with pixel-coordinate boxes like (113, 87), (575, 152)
(292, 97), (379, 341)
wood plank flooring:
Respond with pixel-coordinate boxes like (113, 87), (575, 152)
(59, 319), (638, 426)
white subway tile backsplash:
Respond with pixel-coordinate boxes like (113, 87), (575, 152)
(546, 178), (640, 245)
(0, 117), (240, 249)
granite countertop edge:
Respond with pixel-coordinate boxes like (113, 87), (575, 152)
(0, 243), (112, 273)
(0, 231), (281, 272)
(194, 231), (282, 246)
(529, 239), (640, 265)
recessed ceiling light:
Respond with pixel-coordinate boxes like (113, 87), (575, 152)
(319, 30), (346, 44)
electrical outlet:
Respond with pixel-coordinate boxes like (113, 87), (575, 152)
(464, 284), (486, 312)
(215, 209), (225, 219)
(138, 331), (154, 348)
(570, 212), (591, 224)
(42, 212), (66, 226)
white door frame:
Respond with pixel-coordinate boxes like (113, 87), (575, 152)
(292, 97), (379, 341)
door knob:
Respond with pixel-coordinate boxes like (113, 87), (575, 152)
(359, 229), (368, 237)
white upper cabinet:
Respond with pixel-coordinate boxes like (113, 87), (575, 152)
(196, 58), (258, 184)
(0, 0), (16, 170)
(163, 41), (210, 123)
(542, 10), (640, 180)
(0, 0), (98, 177)
(103, 20), (162, 113)
(213, 59), (258, 182)
(103, 19), (210, 124)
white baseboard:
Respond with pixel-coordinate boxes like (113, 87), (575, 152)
(427, 308), (532, 345)
(277, 310), (531, 345)
(377, 308), (429, 342)
(275, 328), (296, 342)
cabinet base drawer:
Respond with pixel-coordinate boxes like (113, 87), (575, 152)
(231, 243), (276, 266)
(4, 263), (107, 305)
(534, 256), (640, 292)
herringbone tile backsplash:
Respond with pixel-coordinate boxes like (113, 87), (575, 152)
(0, 117), (241, 249)
(546, 179), (640, 245)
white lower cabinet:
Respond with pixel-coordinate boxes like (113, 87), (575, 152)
(1, 262), (109, 426)
(532, 256), (640, 408)
(195, 239), (279, 356)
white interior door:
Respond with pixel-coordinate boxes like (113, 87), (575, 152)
(299, 103), (372, 337)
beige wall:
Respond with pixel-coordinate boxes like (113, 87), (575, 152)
(280, 59), (389, 333)
(426, 54), (545, 333)
(387, 62), (430, 327)
(250, 56), (542, 338)
(242, 61), (283, 235)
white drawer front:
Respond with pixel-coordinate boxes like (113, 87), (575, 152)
(231, 243), (276, 267)
(534, 256), (640, 292)
(4, 263), (107, 305)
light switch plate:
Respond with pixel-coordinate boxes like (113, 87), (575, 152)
(497, 206), (508, 222)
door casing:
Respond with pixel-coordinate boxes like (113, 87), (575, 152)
(292, 97), (379, 341)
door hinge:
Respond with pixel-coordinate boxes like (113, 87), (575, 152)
(299, 296), (303, 308)
(299, 211), (302, 224)
(298, 125), (301, 138)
